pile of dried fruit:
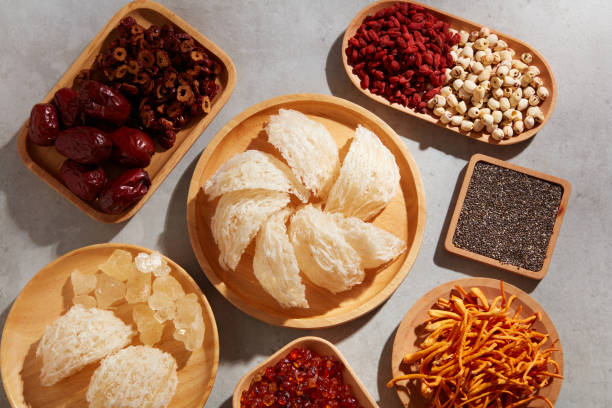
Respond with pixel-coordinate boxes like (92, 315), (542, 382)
(29, 81), (152, 214)
(345, 3), (460, 112)
(80, 16), (220, 148)
(240, 347), (363, 408)
(27, 17), (221, 214)
(71, 249), (205, 351)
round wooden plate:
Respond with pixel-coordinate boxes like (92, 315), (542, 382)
(232, 336), (380, 408)
(187, 93), (426, 329)
(342, 0), (557, 145)
(0, 243), (219, 408)
(390, 278), (563, 407)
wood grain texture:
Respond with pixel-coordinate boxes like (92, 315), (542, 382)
(391, 278), (564, 407)
(0, 243), (219, 408)
(444, 154), (571, 280)
(186, 93), (426, 328)
(342, 0), (557, 145)
(17, 0), (236, 223)
(233, 336), (380, 408)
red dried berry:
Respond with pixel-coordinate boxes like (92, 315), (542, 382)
(60, 160), (106, 202)
(28, 103), (60, 146)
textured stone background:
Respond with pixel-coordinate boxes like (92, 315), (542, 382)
(0, 0), (610, 407)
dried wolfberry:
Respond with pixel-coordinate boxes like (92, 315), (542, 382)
(346, 2), (458, 112)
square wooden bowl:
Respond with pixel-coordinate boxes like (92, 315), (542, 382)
(444, 154), (571, 279)
(233, 336), (379, 408)
(17, 0), (236, 223)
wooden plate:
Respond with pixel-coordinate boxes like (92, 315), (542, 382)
(233, 336), (379, 408)
(444, 154), (571, 280)
(342, 0), (556, 145)
(0, 243), (219, 408)
(391, 278), (564, 407)
(17, 0), (236, 223)
(186, 93), (426, 328)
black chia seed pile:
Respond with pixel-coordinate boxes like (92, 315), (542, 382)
(453, 161), (563, 272)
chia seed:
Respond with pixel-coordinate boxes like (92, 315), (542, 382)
(453, 161), (563, 272)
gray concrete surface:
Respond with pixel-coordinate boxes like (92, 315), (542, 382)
(1, 0), (610, 406)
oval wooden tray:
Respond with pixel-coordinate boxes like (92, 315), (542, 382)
(390, 278), (563, 407)
(186, 93), (426, 329)
(233, 336), (379, 408)
(444, 154), (571, 280)
(342, 0), (556, 145)
(0, 243), (219, 408)
(17, 0), (236, 223)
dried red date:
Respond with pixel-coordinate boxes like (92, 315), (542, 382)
(55, 126), (112, 165)
(60, 160), (107, 202)
(78, 80), (130, 126)
(98, 168), (151, 214)
(53, 88), (81, 128)
(110, 127), (155, 168)
(28, 104), (60, 146)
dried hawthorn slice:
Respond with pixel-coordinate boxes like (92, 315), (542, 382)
(166, 102), (183, 119)
(189, 50), (206, 65)
(156, 50), (170, 68)
(191, 96), (211, 115)
(110, 127), (155, 168)
(55, 126), (112, 165)
(60, 159), (107, 202)
(28, 103), (60, 146)
(112, 47), (127, 63)
(119, 83), (139, 96)
(137, 49), (155, 68)
(130, 24), (144, 36)
(176, 85), (194, 103)
(53, 88), (81, 128)
(127, 59), (141, 75)
(140, 108), (157, 129)
(99, 168), (151, 214)
(115, 64), (129, 79)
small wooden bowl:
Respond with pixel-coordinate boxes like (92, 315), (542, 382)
(342, 0), (556, 145)
(186, 93), (426, 328)
(391, 278), (563, 407)
(444, 154), (571, 280)
(0, 243), (219, 408)
(233, 336), (379, 408)
(17, 0), (236, 223)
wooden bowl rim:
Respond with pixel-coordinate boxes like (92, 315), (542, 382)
(341, 0), (557, 145)
(16, 0), (237, 223)
(186, 92), (427, 329)
(0, 242), (220, 408)
(232, 336), (380, 408)
(391, 277), (564, 407)
(444, 153), (572, 279)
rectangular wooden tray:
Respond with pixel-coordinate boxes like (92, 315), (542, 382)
(17, 0), (236, 223)
(444, 154), (571, 280)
